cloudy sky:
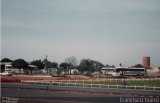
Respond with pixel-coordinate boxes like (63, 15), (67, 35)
(1, 0), (160, 66)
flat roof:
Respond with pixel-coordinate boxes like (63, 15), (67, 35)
(28, 65), (37, 68)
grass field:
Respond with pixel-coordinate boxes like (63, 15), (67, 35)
(64, 80), (160, 87)
(2, 75), (160, 87)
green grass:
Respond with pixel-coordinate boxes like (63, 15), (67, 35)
(67, 80), (160, 87)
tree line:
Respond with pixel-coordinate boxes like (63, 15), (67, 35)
(0, 57), (105, 72)
(1, 57), (145, 73)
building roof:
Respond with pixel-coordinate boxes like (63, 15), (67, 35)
(28, 65), (37, 68)
(0, 62), (12, 65)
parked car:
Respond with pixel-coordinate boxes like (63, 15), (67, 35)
(0, 71), (12, 76)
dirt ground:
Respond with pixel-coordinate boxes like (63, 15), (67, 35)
(0, 75), (93, 82)
(1, 74), (159, 83)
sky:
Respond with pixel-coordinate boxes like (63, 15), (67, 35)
(1, 0), (160, 66)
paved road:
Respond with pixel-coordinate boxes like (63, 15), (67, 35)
(1, 83), (120, 103)
(1, 82), (160, 103)
(2, 82), (160, 96)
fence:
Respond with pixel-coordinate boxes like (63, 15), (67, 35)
(21, 80), (160, 91)
(21, 78), (160, 83)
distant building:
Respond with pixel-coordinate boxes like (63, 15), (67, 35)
(143, 57), (150, 67)
(0, 62), (38, 74)
(69, 69), (78, 74)
(101, 67), (115, 75)
(0, 62), (12, 72)
(147, 67), (160, 77)
(27, 65), (38, 74)
(48, 68), (58, 75)
(152, 67), (160, 72)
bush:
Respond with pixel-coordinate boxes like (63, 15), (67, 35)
(85, 73), (93, 77)
(51, 74), (66, 77)
(113, 76), (128, 78)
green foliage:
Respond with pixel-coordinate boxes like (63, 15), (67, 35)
(59, 62), (70, 69)
(126, 80), (160, 86)
(85, 72), (93, 77)
(1, 58), (13, 62)
(47, 61), (58, 68)
(93, 61), (104, 71)
(78, 59), (104, 72)
(145, 66), (152, 69)
(113, 76), (128, 78)
(78, 59), (92, 71)
(132, 64), (144, 68)
(51, 62), (58, 68)
(43, 58), (58, 69)
(51, 73), (66, 77)
(31, 60), (44, 69)
(78, 80), (160, 87)
(12, 59), (28, 69)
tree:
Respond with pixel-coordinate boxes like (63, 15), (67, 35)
(31, 60), (44, 69)
(65, 56), (77, 66)
(44, 61), (58, 68)
(78, 59), (92, 72)
(93, 61), (104, 71)
(51, 62), (58, 68)
(59, 62), (70, 70)
(132, 64), (144, 68)
(12, 59), (28, 73)
(105, 64), (115, 68)
(1, 58), (13, 62)
(78, 59), (104, 72)
(46, 61), (58, 68)
(42, 56), (58, 73)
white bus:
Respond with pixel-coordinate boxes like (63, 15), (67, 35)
(102, 67), (117, 76)
(102, 67), (146, 76)
(113, 67), (146, 76)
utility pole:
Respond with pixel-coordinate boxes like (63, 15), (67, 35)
(44, 55), (48, 74)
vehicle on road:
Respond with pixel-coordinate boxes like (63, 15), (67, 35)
(0, 71), (12, 76)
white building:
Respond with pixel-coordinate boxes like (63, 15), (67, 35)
(147, 67), (160, 76)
